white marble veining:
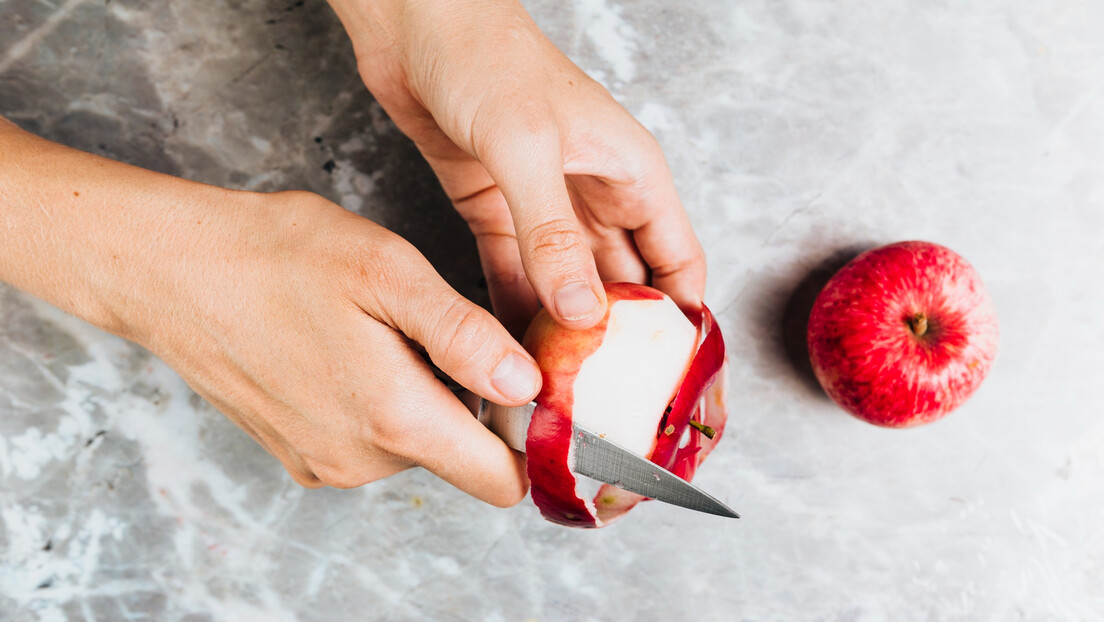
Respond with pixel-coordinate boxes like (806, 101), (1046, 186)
(2, 0), (1103, 620)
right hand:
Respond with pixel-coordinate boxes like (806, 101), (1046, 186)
(123, 190), (539, 506)
(328, 0), (707, 338)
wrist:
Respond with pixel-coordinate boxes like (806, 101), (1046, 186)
(326, 0), (523, 65)
(326, 0), (405, 58)
(90, 186), (266, 347)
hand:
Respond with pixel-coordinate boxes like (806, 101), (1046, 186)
(127, 190), (538, 505)
(329, 0), (706, 335)
(0, 119), (538, 506)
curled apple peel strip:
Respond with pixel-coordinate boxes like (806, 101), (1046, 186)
(525, 296), (728, 528)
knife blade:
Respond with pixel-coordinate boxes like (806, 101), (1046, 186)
(476, 399), (739, 519)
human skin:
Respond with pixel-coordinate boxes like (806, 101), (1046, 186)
(0, 118), (533, 506)
(327, 0), (707, 335)
(0, 0), (706, 505)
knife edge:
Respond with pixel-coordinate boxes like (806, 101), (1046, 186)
(570, 424), (739, 519)
(478, 398), (738, 520)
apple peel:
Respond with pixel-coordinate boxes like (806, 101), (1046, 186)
(524, 283), (728, 528)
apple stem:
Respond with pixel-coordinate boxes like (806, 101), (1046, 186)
(688, 420), (716, 440)
(908, 312), (928, 337)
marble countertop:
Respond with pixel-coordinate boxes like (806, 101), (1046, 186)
(2, 0), (1102, 620)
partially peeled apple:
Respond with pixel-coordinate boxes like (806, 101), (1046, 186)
(522, 282), (727, 528)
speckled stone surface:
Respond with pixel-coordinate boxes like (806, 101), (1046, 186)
(2, 1), (1102, 620)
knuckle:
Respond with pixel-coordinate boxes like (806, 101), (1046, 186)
(287, 467), (325, 489)
(474, 98), (558, 160)
(509, 100), (558, 140)
(634, 145), (665, 184)
(525, 219), (587, 264)
(350, 231), (407, 275)
(622, 130), (666, 186)
(344, 235), (423, 319)
(486, 269), (529, 292)
(653, 249), (706, 281)
(432, 300), (496, 370)
(462, 204), (515, 237)
(309, 462), (373, 490)
(363, 412), (418, 461)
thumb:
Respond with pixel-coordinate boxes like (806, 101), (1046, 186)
(475, 105), (607, 329)
(371, 243), (542, 406)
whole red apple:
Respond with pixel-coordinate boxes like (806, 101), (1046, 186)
(806, 241), (999, 427)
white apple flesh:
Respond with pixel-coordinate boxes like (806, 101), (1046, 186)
(569, 296), (698, 457)
(523, 282), (728, 528)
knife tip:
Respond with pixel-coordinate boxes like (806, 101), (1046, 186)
(710, 502), (740, 519)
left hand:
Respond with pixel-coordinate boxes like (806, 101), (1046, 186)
(328, 0), (707, 336)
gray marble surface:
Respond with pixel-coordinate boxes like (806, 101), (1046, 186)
(2, 0), (1102, 620)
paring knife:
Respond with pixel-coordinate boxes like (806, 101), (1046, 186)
(468, 396), (739, 520)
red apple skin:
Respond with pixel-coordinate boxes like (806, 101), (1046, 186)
(807, 241), (999, 427)
(521, 282), (727, 528)
(522, 283), (664, 527)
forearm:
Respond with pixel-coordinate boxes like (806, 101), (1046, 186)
(0, 116), (256, 341)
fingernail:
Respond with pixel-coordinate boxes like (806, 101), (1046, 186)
(492, 352), (541, 402)
(554, 281), (601, 321)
